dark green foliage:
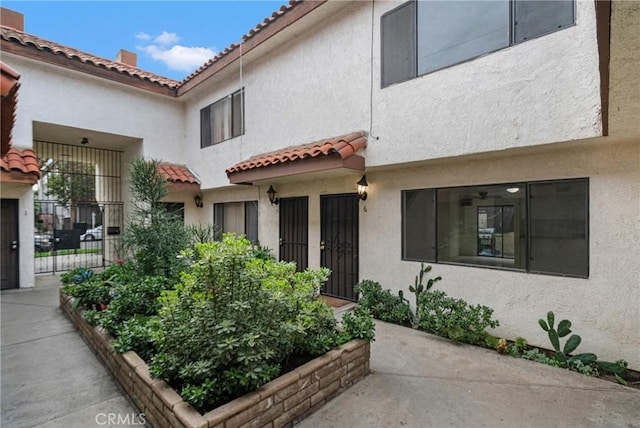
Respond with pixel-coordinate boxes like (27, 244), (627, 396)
(355, 280), (412, 326)
(416, 290), (499, 346)
(186, 223), (221, 246)
(148, 235), (362, 413)
(62, 268), (111, 311)
(341, 307), (376, 342)
(408, 263), (441, 327)
(100, 271), (169, 334)
(537, 311), (629, 382)
(251, 245), (275, 261)
(121, 158), (189, 279)
(112, 317), (157, 361)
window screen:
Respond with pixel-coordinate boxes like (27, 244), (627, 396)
(402, 189), (436, 261)
(381, 1), (417, 88)
(514, 0), (575, 43)
(529, 179), (588, 277)
(200, 89), (244, 148)
(417, 0), (509, 75)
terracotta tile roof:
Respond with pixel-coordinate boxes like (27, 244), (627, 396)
(0, 27), (180, 90)
(157, 163), (199, 184)
(226, 131), (367, 175)
(1, 147), (40, 177)
(1, 61), (20, 157)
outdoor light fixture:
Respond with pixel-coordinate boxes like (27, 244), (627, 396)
(506, 187), (520, 194)
(194, 194), (203, 208)
(267, 185), (279, 206)
(357, 175), (368, 201)
(81, 137), (89, 145)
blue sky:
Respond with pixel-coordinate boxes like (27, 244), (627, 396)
(2, 1), (288, 81)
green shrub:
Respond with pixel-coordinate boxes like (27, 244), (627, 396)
(416, 290), (499, 346)
(355, 280), (412, 326)
(100, 273), (169, 334)
(148, 234), (357, 412)
(112, 316), (158, 361)
(341, 307), (376, 342)
(62, 268), (111, 311)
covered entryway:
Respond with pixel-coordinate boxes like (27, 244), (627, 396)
(1, 199), (19, 289)
(320, 194), (359, 301)
(279, 196), (309, 271)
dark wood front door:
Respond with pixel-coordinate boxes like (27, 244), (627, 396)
(320, 194), (359, 301)
(279, 197), (308, 272)
(1, 199), (20, 289)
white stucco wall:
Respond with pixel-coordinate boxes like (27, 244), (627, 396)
(358, 139), (640, 368)
(4, 55), (185, 163)
(184, 0), (602, 190)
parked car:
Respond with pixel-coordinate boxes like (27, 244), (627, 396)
(80, 225), (103, 241)
(34, 232), (52, 252)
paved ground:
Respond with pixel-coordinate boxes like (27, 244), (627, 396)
(1, 275), (137, 428)
(2, 276), (639, 428)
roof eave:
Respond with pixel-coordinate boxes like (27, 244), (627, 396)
(1, 40), (177, 97)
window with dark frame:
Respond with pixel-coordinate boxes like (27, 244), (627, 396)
(200, 89), (245, 148)
(382, 0), (575, 87)
(401, 178), (588, 278)
(213, 200), (259, 244)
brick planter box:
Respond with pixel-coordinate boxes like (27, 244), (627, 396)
(60, 290), (370, 428)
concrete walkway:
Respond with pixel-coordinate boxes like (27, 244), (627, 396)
(2, 277), (639, 428)
(300, 321), (640, 428)
(1, 275), (136, 428)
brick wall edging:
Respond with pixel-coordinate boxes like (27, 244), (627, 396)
(60, 289), (370, 428)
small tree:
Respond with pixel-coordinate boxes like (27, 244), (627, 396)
(44, 160), (95, 224)
(121, 158), (188, 279)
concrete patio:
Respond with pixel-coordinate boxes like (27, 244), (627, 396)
(2, 275), (639, 427)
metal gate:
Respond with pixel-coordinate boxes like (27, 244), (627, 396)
(34, 140), (123, 274)
(279, 197), (309, 271)
(320, 194), (359, 301)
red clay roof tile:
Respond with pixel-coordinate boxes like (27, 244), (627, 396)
(1, 147), (40, 177)
(157, 163), (199, 184)
(225, 131), (367, 175)
(0, 27), (180, 90)
(1, 61), (20, 157)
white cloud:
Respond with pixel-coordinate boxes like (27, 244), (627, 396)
(135, 32), (151, 41)
(140, 44), (215, 73)
(154, 31), (180, 46)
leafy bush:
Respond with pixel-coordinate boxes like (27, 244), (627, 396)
(121, 158), (189, 279)
(100, 271), (169, 334)
(416, 290), (499, 346)
(341, 307), (376, 342)
(355, 280), (412, 326)
(148, 234), (361, 412)
(112, 316), (158, 361)
(62, 268), (111, 311)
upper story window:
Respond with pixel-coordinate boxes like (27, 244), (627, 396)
(200, 88), (244, 148)
(382, 0), (576, 88)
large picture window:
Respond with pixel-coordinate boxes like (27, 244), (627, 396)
(402, 179), (588, 277)
(382, 0), (575, 87)
(201, 89), (244, 147)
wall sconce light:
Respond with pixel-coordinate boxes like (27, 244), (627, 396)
(194, 194), (203, 208)
(357, 175), (368, 201)
(267, 185), (279, 206)
(81, 137), (90, 145)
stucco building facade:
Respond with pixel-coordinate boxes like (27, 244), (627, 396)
(1, 1), (638, 367)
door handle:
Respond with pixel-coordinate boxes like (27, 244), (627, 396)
(279, 237), (283, 246)
(11, 240), (18, 250)
(320, 241), (325, 251)
(54, 237), (61, 243)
